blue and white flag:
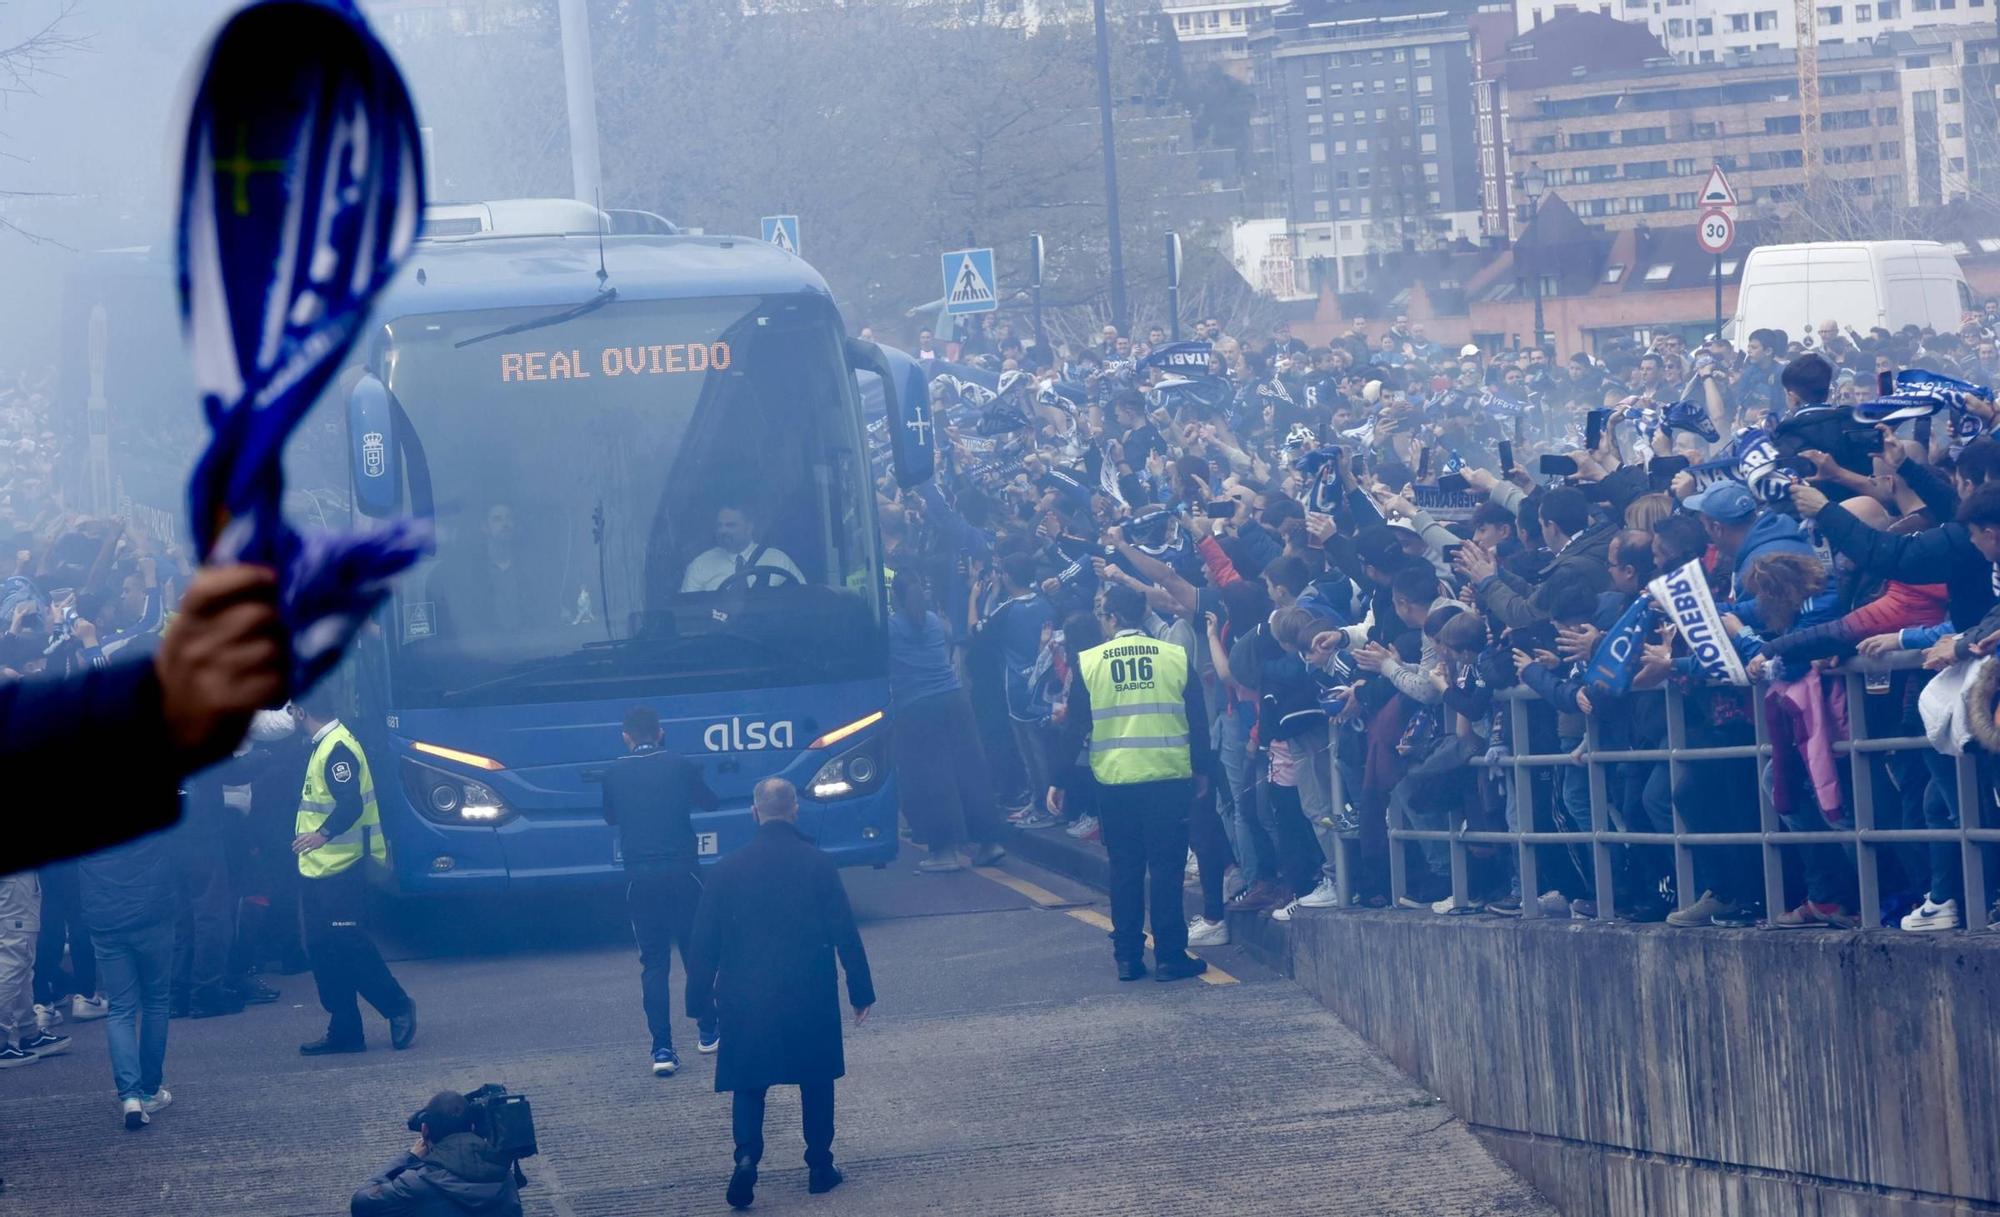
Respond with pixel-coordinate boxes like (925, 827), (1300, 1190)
(1659, 399), (1719, 444)
(1138, 340), (1213, 373)
(1648, 559), (1748, 686)
(1583, 596), (1660, 697)
(177, 0), (430, 693)
(1477, 387), (1526, 417)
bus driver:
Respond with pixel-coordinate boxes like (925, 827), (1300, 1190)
(680, 502), (805, 594)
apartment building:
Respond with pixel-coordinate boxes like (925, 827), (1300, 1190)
(1251, 0), (1485, 287)
(1163, 0), (1290, 73)
(1514, 0), (1995, 64)
(1505, 29), (1996, 231)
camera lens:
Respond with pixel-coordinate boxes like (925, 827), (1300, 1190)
(429, 783), (460, 814)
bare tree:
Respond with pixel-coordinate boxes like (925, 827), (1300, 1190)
(0, 0), (89, 244)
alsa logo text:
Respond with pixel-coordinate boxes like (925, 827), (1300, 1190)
(703, 718), (795, 752)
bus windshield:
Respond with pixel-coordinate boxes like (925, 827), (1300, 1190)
(380, 293), (884, 707)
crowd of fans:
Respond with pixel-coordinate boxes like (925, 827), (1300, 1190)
(878, 306), (2000, 937)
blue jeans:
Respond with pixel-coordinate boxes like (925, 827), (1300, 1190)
(93, 920), (174, 1101)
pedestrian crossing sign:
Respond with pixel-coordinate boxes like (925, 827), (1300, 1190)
(942, 247), (999, 315)
(761, 215), (800, 256)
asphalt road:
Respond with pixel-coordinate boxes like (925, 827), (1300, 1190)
(0, 849), (1554, 1216)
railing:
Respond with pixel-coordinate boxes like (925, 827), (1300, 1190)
(1341, 654), (1996, 932)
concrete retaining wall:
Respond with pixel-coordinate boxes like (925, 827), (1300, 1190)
(1284, 913), (2000, 1217)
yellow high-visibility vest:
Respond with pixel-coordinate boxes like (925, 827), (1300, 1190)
(1079, 632), (1193, 786)
(296, 722), (386, 880)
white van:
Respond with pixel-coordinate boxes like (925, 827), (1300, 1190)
(1729, 241), (1972, 347)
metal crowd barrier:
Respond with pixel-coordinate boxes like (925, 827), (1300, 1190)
(1359, 654), (1997, 932)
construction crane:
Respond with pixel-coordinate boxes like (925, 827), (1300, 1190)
(1797, 0), (1821, 197)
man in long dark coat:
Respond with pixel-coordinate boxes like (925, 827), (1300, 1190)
(686, 777), (875, 1210)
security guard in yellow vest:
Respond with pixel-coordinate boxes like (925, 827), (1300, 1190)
(290, 693), (415, 1056)
(1051, 585), (1214, 982)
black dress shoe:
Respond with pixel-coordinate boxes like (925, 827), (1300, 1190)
(231, 978), (281, 1005)
(298, 1037), (365, 1056)
(1115, 959), (1148, 982)
(726, 1158), (757, 1210)
(808, 1165), (844, 1195)
(1154, 953), (1209, 983)
(390, 1001), (417, 1051)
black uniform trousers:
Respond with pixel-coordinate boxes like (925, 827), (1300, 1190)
(1096, 778), (1193, 964)
(733, 1081), (835, 1171)
(302, 864), (410, 1044)
(626, 868), (713, 1053)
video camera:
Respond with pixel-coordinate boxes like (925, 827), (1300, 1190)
(409, 1083), (538, 1180)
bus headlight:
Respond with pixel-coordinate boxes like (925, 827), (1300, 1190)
(808, 738), (886, 801)
(402, 758), (517, 826)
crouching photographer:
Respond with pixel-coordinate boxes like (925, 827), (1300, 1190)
(350, 1086), (535, 1216)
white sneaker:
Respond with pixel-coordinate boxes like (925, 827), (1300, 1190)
(141, 1087), (172, 1115)
(1184, 849), (1199, 879)
(71, 994), (109, 1022)
(33, 1002), (63, 1030)
(122, 1098), (149, 1131)
(1221, 866), (1247, 902)
(1296, 878), (1342, 908)
(1432, 895), (1481, 915)
(1188, 916), (1231, 947)
(1269, 898), (1301, 923)
(1537, 890), (1571, 917)
(1064, 814), (1100, 840)
(1900, 896), (1960, 932)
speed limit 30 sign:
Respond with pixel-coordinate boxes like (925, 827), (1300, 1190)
(1697, 208), (1736, 256)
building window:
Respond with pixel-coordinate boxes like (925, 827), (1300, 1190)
(1880, 140), (1901, 157)
(1330, 110), (1345, 124)
(1644, 264), (1675, 282)
(1416, 74), (1434, 95)
(1415, 46), (1431, 62)
(1336, 171), (1351, 187)
(1878, 0), (1900, 10)
(1310, 142), (1327, 163)
(1328, 81), (1345, 96)
(1306, 85), (1323, 105)
(1696, 16), (1714, 31)
(1755, 9), (1779, 26)
(1333, 140), (1348, 154)
(1354, 109), (1366, 123)
(1674, 191), (1699, 207)
(1878, 106), (1898, 124)
(1230, 8), (1245, 24)
(1356, 137), (1370, 153)
(1393, 77), (1408, 91)
(1372, 78), (1387, 93)
(1953, 156), (1967, 170)
(1945, 88), (1961, 102)
(1421, 132), (1438, 152)
(1730, 11), (1751, 27)
(1423, 161), (1440, 181)
(1913, 0), (1933, 11)
(1818, 6), (1842, 22)
(1765, 114), (1802, 134)
(1419, 104), (1436, 125)
(1856, 2), (1872, 14)
(1313, 169), (1331, 191)
(1672, 157), (1696, 174)
(1603, 264), (1626, 283)
(1176, 13), (1191, 29)
(1314, 199), (1331, 217)
(1667, 17), (1686, 33)
(1376, 108), (1389, 121)
(1338, 197), (1353, 215)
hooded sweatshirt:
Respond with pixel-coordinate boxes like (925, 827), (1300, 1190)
(350, 1133), (522, 1217)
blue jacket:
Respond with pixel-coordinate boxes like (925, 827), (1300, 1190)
(888, 610), (962, 706)
(78, 825), (178, 935)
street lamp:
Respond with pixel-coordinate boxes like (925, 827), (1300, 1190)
(1522, 166), (1547, 351)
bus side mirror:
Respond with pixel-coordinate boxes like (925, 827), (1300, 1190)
(846, 339), (934, 489)
(347, 373), (402, 517)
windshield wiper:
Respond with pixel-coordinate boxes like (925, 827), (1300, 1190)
(438, 631), (812, 704)
(453, 287), (618, 349)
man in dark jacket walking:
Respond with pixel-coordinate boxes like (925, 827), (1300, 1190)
(350, 1090), (522, 1216)
(687, 777), (874, 1211)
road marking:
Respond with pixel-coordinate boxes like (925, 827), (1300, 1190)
(973, 866), (1080, 908)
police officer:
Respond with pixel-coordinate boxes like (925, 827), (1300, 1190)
(290, 692), (416, 1055)
(1050, 584), (1213, 982)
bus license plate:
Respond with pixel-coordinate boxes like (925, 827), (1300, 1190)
(697, 832), (719, 856)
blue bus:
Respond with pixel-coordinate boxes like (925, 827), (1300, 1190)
(58, 202), (936, 894)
